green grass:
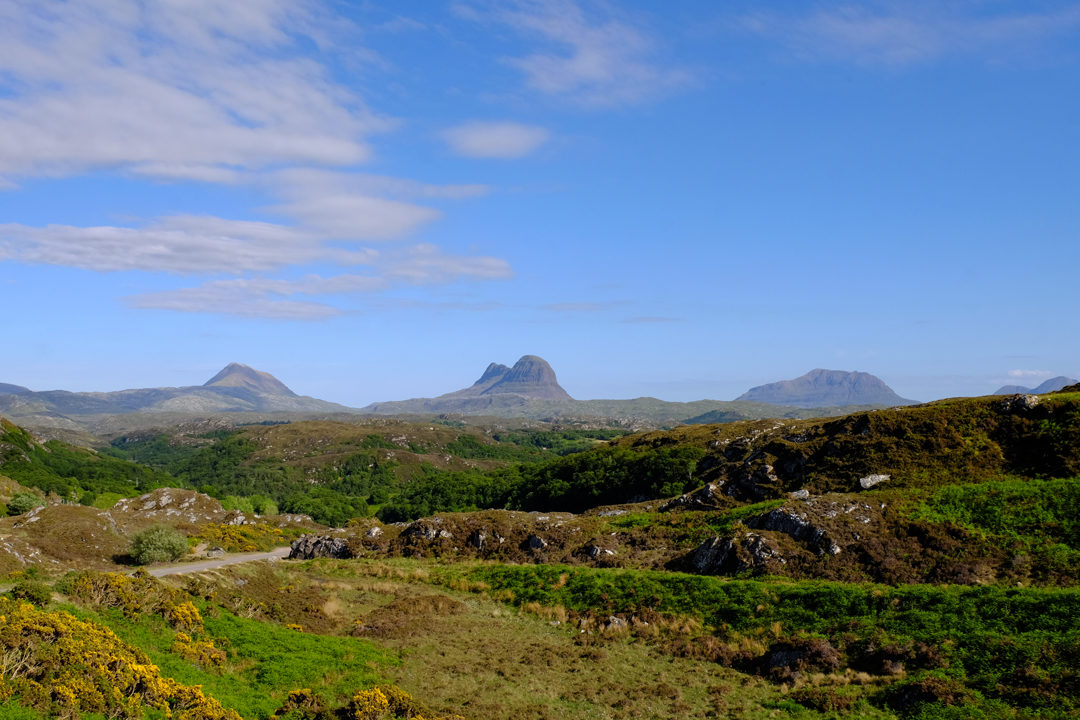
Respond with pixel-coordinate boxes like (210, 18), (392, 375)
(64, 603), (397, 719)
(910, 476), (1080, 549)
(437, 562), (1080, 718)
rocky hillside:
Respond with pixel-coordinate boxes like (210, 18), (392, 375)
(735, 369), (917, 407)
(0, 487), (317, 573)
(302, 386), (1080, 587)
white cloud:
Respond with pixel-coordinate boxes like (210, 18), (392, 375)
(1008, 369), (1053, 379)
(457, 0), (691, 107)
(0, 2), (516, 319)
(128, 282), (343, 320)
(128, 273), (390, 319)
(442, 121), (550, 159)
(0, 0), (382, 182)
(741, 3), (1080, 66)
(0, 216), (375, 274)
(383, 244), (514, 284)
(126, 247), (512, 319)
(265, 169), (489, 240)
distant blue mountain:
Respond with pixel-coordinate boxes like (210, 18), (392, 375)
(993, 376), (1077, 395)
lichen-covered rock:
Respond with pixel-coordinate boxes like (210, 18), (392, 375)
(748, 508), (841, 556)
(402, 521), (453, 542)
(289, 534), (349, 559)
(859, 474), (889, 489)
(687, 532), (784, 574)
(1000, 394), (1041, 412)
(660, 483), (724, 511)
(524, 534), (548, 550)
(726, 463), (783, 502)
(468, 529), (487, 550)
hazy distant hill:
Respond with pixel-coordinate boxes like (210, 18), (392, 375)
(0, 363), (350, 430)
(0, 383), (30, 395)
(994, 375), (1077, 395)
(204, 362), (298, 396)
(735, 369), (917, 408)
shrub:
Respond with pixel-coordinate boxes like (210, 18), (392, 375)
(6, 492), (43, 516)
(8, 578), (52, 607)
(129, 524), (188, 565)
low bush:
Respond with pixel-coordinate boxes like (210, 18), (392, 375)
(129, 524), (189, 564)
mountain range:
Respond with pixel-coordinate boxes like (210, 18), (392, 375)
(361, 358), (918, 425)
(993, 376), (1077, 395)
(19, 357), (1068, 435)
(0, 363), (349, 433)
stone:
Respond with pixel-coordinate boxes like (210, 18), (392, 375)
(748, 508), (840, 556)
(525, 534), (548, 550)
(789, 489), (810, 500)
(660, 483), (724, 511)
(1000, 394), (1041, 412)
(365, 526), (383, 539)
(859, 474), (890, 489)
(468, 530), (487, 550)
(224, 511), (248, 526)
(605, 616), (628, 630)
(586, 544), (615, 560)
(289, 534), (349, 559)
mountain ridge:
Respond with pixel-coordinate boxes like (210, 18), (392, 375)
(0, 363), (348, 429)
(994, 375), (1077, 395)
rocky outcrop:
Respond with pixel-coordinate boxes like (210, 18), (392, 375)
(725, 463), (783, 502)
(999, 394), (1041, 412)
(289, 534), (350, 559)
(687, 533), (785, 574)
(747, 508), (841, 556)
(660, 483), (724, 511)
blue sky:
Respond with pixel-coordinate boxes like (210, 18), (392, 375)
(1, 0), (1078, 406)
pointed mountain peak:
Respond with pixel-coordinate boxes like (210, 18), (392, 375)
(203, 363), (297, 396)
(473, 362), (511, 387)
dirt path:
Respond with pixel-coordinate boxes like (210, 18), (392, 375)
(147, 546), (291, 577)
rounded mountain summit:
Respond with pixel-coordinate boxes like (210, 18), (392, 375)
(735, 369), (917, 408)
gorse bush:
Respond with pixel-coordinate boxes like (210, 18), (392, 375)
(0, 597), (242, 720)
(129, 524), (188, 564)
(196, 522), (296, 552)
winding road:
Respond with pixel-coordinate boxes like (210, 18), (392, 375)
(146, 546), (291, 577)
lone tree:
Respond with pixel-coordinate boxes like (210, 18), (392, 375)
(129, 524), (188, 565)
